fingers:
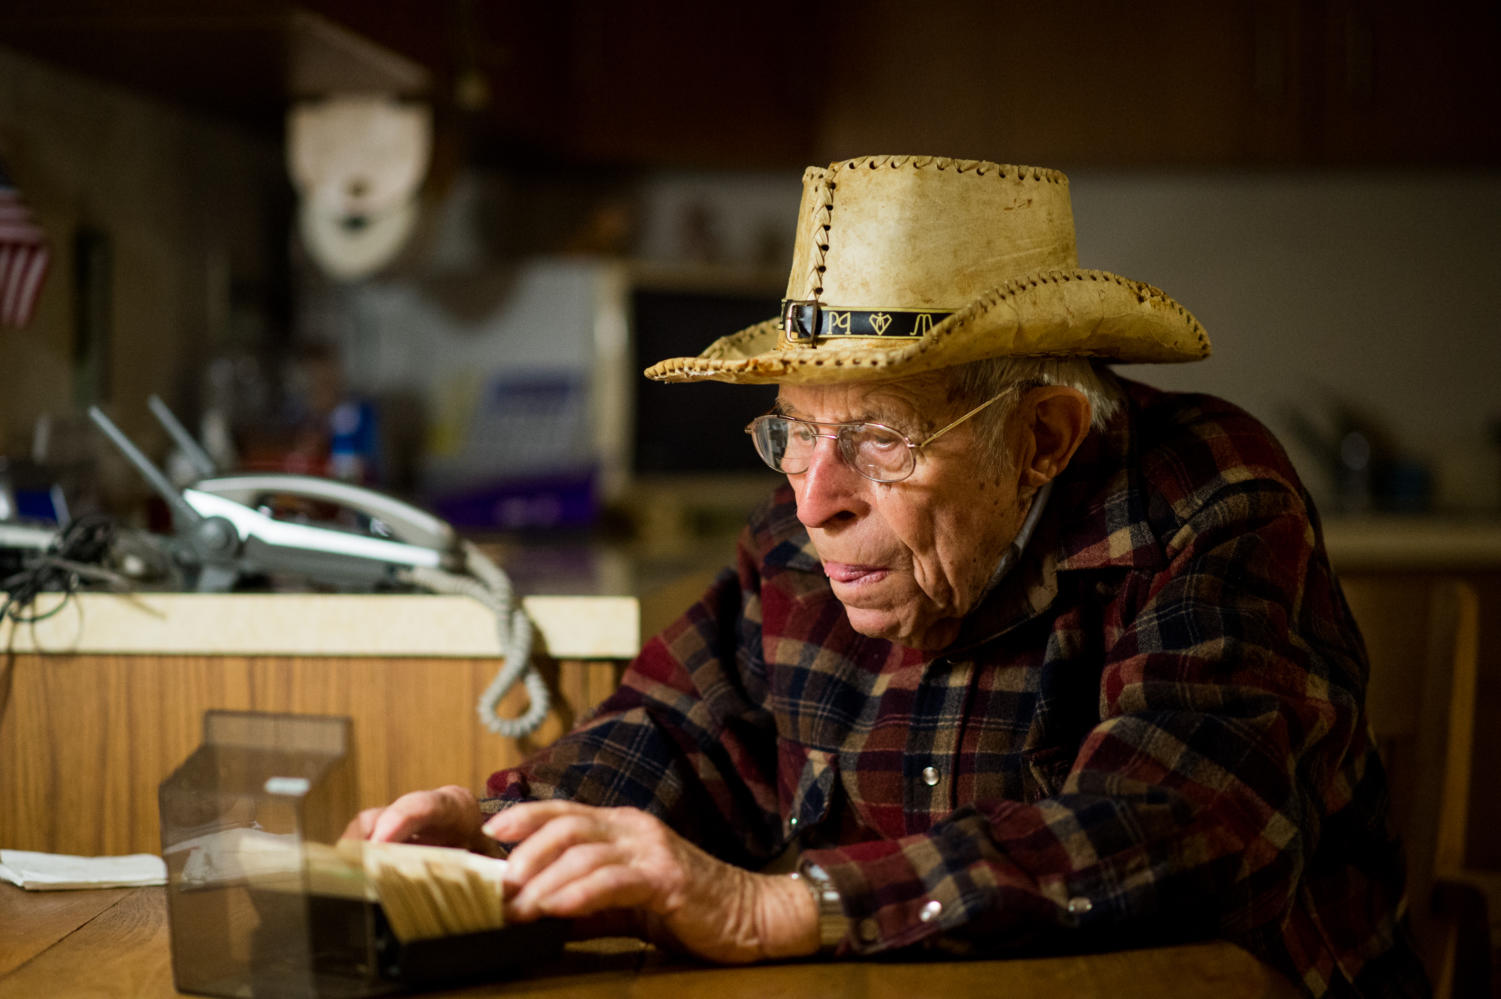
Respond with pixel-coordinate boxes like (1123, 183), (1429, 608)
(367, 789), (448, 843)
(501, 812), (625, 907)
(510, 842), (651, 919)
(347, 785), (484, 847)
(482, 798), (592, 842)
(480, 802), (787, 963)
(487, 803), (675, 922)
(342, 807), (383, 841)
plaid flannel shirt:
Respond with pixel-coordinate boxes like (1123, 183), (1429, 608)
(487, 380), (1427, 997)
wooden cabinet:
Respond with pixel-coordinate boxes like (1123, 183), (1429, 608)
(1297, 0), (1501, 165)
(815, 0), (1501, 168)
(7, 2), (1494, 172)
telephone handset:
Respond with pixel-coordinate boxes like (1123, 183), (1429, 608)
(190, 473), (457, 553)
(88, 398), (549, 737)
(183, 474), (462, 579)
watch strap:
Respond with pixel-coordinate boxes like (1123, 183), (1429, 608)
(792, 862), (847, 952)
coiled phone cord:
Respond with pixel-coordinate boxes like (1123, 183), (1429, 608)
(400, 541), (550, 738)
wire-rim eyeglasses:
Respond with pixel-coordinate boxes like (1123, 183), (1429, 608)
(744, 388), (1015, 484)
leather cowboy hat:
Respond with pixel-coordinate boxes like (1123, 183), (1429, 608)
(644, 155), (1209, 385)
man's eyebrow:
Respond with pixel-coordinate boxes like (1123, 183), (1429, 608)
(769, 400), (916, 431)
(770, 400), (844, 422)
(771, 401), (848, 422)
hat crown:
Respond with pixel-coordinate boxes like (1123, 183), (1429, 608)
(641, 153), (1209, 385)
(786, 156), (1078, 312)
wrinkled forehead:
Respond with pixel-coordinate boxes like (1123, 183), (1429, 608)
(774, 371), (962, 424)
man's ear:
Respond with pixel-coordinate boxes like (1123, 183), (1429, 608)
(1015, 386), (1092, 491)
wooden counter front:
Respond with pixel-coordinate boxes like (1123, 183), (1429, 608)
(0, 593), (638, 857)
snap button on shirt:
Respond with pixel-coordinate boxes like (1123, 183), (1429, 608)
(857, 917), (881, 943)
(920, 765), (941, 787)
(918, 899), (942, 923)
(1066, 896), (1093, 915)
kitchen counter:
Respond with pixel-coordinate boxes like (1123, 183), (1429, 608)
(1323, 514), (1501, 571)
(0, 590), (640, 858)
(0, 591), (638, 659)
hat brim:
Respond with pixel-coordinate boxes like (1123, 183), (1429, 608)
(644, 268), (1209, 385)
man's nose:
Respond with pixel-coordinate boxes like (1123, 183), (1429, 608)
(792, 435), (865, 528)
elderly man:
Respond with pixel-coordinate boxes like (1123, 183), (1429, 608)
(351, 156), (1425, 995)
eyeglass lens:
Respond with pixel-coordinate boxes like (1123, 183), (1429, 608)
(749, 417), (913, 482)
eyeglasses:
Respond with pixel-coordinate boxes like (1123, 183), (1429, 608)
(744, 389), (1013, 483)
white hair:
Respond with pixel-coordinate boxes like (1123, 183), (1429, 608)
(944, 357), (1124, 478)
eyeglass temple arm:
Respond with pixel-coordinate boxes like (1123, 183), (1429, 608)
(917, 387), (1016, 448)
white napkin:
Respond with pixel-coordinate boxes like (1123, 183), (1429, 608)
(0, 849), (166, 890)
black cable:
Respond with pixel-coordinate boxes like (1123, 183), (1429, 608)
(0, 514), (120, 625)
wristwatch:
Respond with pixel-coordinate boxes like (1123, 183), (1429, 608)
(792, 861), (847, 953)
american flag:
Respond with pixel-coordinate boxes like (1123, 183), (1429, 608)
(0, 159), (50, 329)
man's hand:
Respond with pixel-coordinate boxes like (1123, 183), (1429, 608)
(342, 785), (501, 857)
(485, 800), (819, 964)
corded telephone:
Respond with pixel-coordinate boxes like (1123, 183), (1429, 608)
(86, 397), (549, 737)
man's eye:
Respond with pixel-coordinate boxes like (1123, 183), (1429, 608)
(854, 429), (903, 451)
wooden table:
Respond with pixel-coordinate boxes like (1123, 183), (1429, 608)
(0, 883), (1300, 999)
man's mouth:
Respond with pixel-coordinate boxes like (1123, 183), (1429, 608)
(823, 562), (888, 585)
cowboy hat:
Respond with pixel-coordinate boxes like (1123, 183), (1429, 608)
(644, 155), (1209, 385)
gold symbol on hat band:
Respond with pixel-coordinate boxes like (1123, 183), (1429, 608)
(827, 311), (852, 334)
(909, 313), (935, 335)
(869, 312), (892, 335)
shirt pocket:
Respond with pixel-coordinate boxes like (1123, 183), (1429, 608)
(778, 738), (839, 842)
(1021, 744), (1077, 803)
